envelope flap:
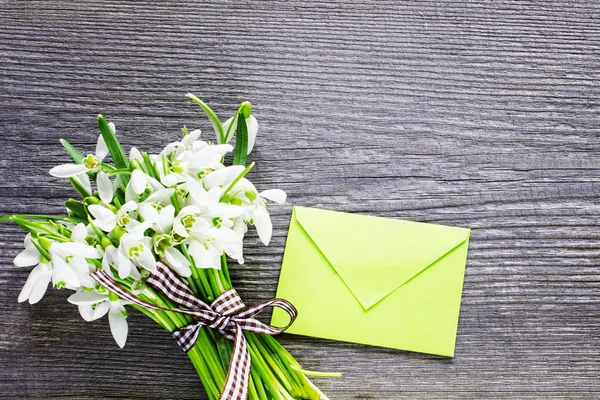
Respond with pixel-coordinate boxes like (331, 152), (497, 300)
(294, 206), (469, 310)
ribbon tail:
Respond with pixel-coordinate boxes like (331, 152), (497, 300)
(219, 325), (251, 400)
(172, 323), (203, 353)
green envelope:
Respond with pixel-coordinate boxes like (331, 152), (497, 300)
(271, 206), (470, 357)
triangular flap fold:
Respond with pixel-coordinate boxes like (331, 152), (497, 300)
(294, 206), (469, 310)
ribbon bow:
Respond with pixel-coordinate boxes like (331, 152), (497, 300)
(92, 262), (297, 400)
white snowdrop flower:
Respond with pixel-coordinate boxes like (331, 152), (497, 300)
(88, 201), (138, 233)
(228, 178), (286, 245)
(172, 206), (210, 239)
(156, 138), (233, 187)
(125, 169), (174, 204)
(17, 228), (101, 304)
(138, 203), (191, 277)
(116, 222), (156, 275)
(68, 290), (130, 348)
(49, 130), (112, 177)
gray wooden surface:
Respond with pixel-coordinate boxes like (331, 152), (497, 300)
(1, 1), (599, 399)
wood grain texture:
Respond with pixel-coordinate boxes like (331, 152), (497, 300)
(1, 0), (599, 398)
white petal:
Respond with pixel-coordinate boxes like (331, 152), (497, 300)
(97, 171), (114, 204)
(88, 205), (117, 232)
(188, 240), (211, 269)
(68, 291), (108, 305)
(78, 304), (95, 322)
(130, 170), (148, 195)
(144, 188), (175, 204)
(181, 129), (201, 148)
(68, 255), (90, 274)
(232, 217), (248, 239)
(163, 248), (191, 277)
(14, 246), (40, 267)
(129, 146), (143, 162)
(252, 207), (273, 246)
(215, 203), (244, 219)
(161, 173), (185, 187)
(193, 144), (233, 166)
(88, 204), (115, 221)
(18, 264), (45, 302)
(137, 203), (159, 225)
(53, 242), (101, 259)
(109, 303), (128, 348)
(259, 189), (287, 204)
(77, 273), (96, 289)
(190, 218), (210, 233)
(246, 115), (258, 154)
(135, 247), (156, 272)
(70, 223), (88, 243)
(49, 164), (88, 178)
(77, 173), (92, 195)
(158, 205), (175, 233)
(117, 250), (135, 279)
(93, 301), (110, 319)
(96, 134), (109, 161)
(127, 221), (153, 237)
(27, 266), (52, 304)
(203, 166), (245, 189)
(173, 218), (189, 238)
(93, 216), (117, 233)
(52, 256), (81, 287)
(120, 201), (138, 213)
(186, 177), (210, 205)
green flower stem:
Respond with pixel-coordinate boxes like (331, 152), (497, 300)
(190, 355), (219, 400)
(0, 214), (78, 223)
(247, 373), (260, 400)
(179, 246), (203, 297)
(206, 267), (224, 295)
(262, 335), (322, 398)
(11, 218), (70, 242)
(212, 269), (226, 293)
(198, 269), (216, 302)
(219, 255), (232, 288)
(247, 333), (299, 396)
(258, 334), (305, 395)
(250, 367), (268, 400)
(188, 345), (222, 400)
(69, 176), (91, 199)
(290, 366), (342, 378)
(247, 343), (296, 400)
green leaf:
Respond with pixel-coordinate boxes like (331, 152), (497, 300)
(65, 199), (87, 220)
(98, 115), (130, 185)
(186, 94), (225, 144)
(60, 139), (84, 163)
(232, 112), (248, 166)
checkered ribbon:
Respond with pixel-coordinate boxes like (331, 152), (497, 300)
(91, 262), (297, 400)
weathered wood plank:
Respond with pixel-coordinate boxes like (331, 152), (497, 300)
(1, 0), (599, 398)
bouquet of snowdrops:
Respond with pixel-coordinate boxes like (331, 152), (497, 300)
(1, 95), (332, 400)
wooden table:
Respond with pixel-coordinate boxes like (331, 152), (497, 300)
(1, 1), (599, 398)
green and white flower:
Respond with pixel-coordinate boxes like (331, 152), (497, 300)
(68, 290), (130, 348)
(88, 201), (138, 233)
(49, 131), (111, 177)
